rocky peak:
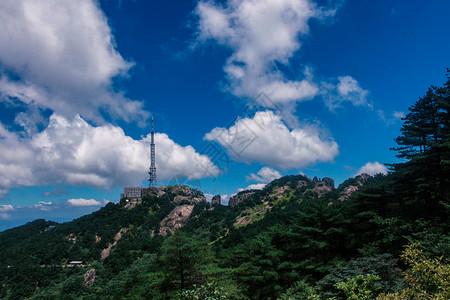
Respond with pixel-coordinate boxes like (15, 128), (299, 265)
(211, 195), (221, 206)
(356, 173), (371, 185)
(229, 191), (256, 207)
(312, 176), (335, 188)
(338, 173), (372, 201)
(311, 176), (335, 197)
(322, 177), (335, 188)
(142, 185), (206, 205)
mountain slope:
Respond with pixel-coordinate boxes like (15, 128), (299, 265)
(0, 174), (448, 299)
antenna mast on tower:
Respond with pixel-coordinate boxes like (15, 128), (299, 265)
(148, 116), (157, 187)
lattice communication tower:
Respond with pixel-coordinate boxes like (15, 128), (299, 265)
(148, 116), (157, 187)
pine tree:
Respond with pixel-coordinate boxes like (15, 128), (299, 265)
(391, 71), (450, 208)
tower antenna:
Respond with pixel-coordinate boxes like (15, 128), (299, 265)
(148, 116), (157, 187)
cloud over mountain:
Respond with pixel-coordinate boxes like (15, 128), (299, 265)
(67, 198), (102, 207)
(205, 110), (339, 169)
(356, 161), (388, 176)
(246, 167), (282, 183)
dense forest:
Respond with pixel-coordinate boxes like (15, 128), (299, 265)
(0, 72), (449, 299)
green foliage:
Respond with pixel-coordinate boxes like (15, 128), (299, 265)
(319, 254), (403, 299)
(278, 279), (320, 300)
(378, 243), (450, 299)
(335, 274), (382, 300)
(180, 281), (229, 300)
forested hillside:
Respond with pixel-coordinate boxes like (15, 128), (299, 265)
(0, 73), (449, 299)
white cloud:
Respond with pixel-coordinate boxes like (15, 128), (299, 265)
(246, 167), (281, 183)
(67, 198), (102, 207)
(323, 76), (371, 110)
(34, 201), (54, 211)
(0, 204), (14, 212)
(393, 111), (405, 119)
(205, 110), (339, 169)
(194, 0), (376, 118)
(237, 183), (266, 192)
(356, 162), (388, 176)
(0, 204), (14, 219)
(204, 193), (214, 202)
(0, 0), (149, 125)
(195, 0), (334, 105)
(0, 114), (219, 196)
(0, 213), (12, 220)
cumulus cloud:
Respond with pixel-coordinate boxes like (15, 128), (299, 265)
(0, 114), (219, 196)
(0, 0), (149, 125)
(34, 201), (54, 211)
(322, 76), (371, 110)
(356, 162), (388, 176)
(195, 0), (334, 105)
(0, 204), (14, 219)
(0, 204), (14, 212)
(194, 0), (378, 119)
(205, 110), (339, 169)
(237, 183), (266, 192)
(67, 198), (102, 207)
(246, 167), (282, 183)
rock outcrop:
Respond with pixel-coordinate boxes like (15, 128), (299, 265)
(234, 202), (270, 227)
(84, 269), (96, 286)
(338, 173), (372, 201)
(339, 185), (360, 201)
(322, 177), (335, 188)
(159, 205), (195, 236)
(101, 228), (129, 260)
(211, 195), (221, 206)
(311, 176), (335, 197)
(229, 191), (256, 207)
(142, 185), (206, 204)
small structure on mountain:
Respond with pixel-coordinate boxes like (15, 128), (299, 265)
(120, 187), (142, 201)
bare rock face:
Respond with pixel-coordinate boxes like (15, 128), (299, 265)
(229, 191), (256, 207)
(311, 183), (333, 197)
(270, 186), (290, 201)
(159, 205), (195, 236)
(311, 176), (335, 197)
(356, 173), (371, 185)
(234, 202), (270, 227)
(95, 235), (101, 243)
(84, 269), (96, 286)
(338, 173), (372, 201)
(322, 177), (335, 188)
(142, 185), (206, 204)
(339, 185), (360, 201)
(101, 228), (129, 260)
(211, 195), (221, 206)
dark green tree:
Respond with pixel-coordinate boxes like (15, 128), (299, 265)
(160, 231), (207, 290)
(391, 70), (450, 208)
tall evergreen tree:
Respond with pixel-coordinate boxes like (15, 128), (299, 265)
(391, 70), (450, 207)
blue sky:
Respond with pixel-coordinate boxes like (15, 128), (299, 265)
(1, 0), (450, 231)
